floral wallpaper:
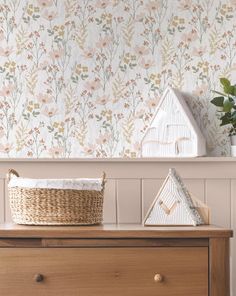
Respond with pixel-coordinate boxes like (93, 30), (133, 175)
(0, 0), (235, 158)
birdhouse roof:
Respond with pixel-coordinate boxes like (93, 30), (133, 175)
(142, 86), (205, 142)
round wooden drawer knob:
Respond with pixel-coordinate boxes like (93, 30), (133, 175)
(34, 274), (44, 283)
(154, 273), (163, 283)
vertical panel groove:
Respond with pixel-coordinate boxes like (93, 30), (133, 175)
(3, 178), (5, 222)
(140, 179), (143, 223)
(0, 179), (4, 223)
(203, 179), (206, 204)
(115, 180), (118, 224)
(230, 179), (232, 228)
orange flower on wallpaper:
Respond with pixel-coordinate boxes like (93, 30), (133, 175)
(96, 132), (111, 145)
(85, 79), (101, 92)
(0, 46), (14, 57)
(49, 48), (64, 60)
(48, 146), (64, 158)
(134, 45), (150, 56)
(95, 0), (110, 9)
(146, 98), (159, 109)
(42, 9), (58, 21)
(193, 84), (209, 97)
(36, 93), (53, 104)
(96, 36), (112, 49)
(139, 58), (155, 69)
(82, 48), (95, 59)
(96, 95), (110, 105)
(181, 30), (198, 43)
(0, 84), (14, 97)
(42, 107), (58, 118)
(178, 0), (192, 10)
(192, 46), (207, 57)
(37, 0), (53, 7)
(0, 143), (13, 154)
(145, 1), (160, 12)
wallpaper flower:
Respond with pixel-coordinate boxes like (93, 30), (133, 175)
(0, 0), (235, 157)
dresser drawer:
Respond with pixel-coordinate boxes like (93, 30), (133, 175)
(0, 247), (208, 296)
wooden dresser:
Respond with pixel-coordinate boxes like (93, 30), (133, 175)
(0, 224), (232, 296)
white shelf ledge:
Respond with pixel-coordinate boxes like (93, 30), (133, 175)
(0, 157), (234, 162)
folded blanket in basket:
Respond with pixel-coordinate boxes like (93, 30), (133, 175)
(8, 176), (103, 191)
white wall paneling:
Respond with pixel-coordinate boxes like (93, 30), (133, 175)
(0, 157), (235, 293)
(117, 179), (141, 224)
(103, 179), (117, 224)
(205, 179), (231, 228)
(0, 179), (4, 223)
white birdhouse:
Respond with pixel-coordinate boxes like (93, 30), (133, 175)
(143, 168), (209, 226)
(141, 87), (206, 157)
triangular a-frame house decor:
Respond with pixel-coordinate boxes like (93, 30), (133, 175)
(144, 168), (208, 226)
(141, 87), (206, 157)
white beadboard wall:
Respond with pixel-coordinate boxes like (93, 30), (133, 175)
(0, 158), (235, 294)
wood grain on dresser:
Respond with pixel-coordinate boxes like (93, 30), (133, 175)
(0, 224), (233, 296)
(0, 247), (208, 296)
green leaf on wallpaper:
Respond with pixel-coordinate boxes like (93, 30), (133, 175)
(130, 63), (137, 69)
(210, 96), (224, 107)
(144, 78), (150, 84)
(95, 115), (102, 121)
(23, 113), (30, 120)
(71, 75), (78, 83)
(47, 126), (54, 133)
(54, 36), (62, 43)
(151, 84), (158, 91)
(32, 14), (40, 20)
(47, 29), (54, 36)
(95, 18), (102, 25)
(23, 16), (30, 24)
(33, 111), (40, 117)
(119, 65), (127, 72)
(81, 74), (88, 80)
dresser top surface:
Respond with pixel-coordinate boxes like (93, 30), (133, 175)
(0, 224), (232, 239)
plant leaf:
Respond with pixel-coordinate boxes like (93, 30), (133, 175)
(219, 78), (236, 95)
(220, 77), (231, 88)
(210, 96), (224, 107)
(223, 85), (235, 95)
(220, 114), (231, 126)
(231, 111), (236, 121)
(223, 99), (234, 112)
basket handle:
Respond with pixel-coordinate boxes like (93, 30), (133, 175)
(7, 169), (20, 183)
(101, 172), (106, 192)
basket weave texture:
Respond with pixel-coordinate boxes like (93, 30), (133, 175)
(8, 169), (106, 226)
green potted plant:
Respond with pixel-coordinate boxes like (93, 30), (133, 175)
(211, 78), (236, 156)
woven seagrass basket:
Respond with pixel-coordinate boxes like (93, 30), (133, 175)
(7, 169), (106, 226)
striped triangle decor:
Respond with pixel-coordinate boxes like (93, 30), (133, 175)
(144, 168), (208, 226)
